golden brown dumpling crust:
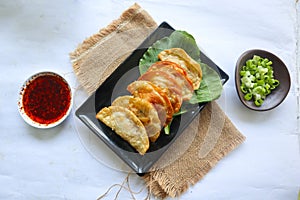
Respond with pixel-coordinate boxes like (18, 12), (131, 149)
(111, 95), (132, 107)
(127, 80), (173, 127)
(147, 61), (194, 101)
(158, 48), (202, 90)
(96, 106), (149, 155)
(112, 95), (162, 142)
(138, 70), (182, 112)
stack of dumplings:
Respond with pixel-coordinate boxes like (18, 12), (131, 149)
(96, 48), (202, 155)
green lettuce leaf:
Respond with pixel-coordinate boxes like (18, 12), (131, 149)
(139, 30), (223, 103)
(139, 30), (200, 74)
(189, 63), (223, 104)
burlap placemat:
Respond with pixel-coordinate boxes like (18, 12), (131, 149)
(70, 3), (246, 199)
(70, 3), (157, 95)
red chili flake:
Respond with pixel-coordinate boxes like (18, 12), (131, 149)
(22, 74), (71, 125)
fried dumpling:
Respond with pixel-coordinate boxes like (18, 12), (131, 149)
(112, 95), (162, 142)
(111, 95), (132, 107)
(158, 48), (202, 90)
(96, 106), (149, 155)
(127, 80), (173, 127)
(138, 70), (182, 113)
(147, 61), (194, 101)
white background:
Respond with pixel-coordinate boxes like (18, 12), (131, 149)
(0, 0), (299, 199)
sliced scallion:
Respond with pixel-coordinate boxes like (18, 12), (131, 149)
(240, 55), (280, 107)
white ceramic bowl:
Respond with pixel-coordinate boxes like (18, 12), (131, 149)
(18, 71), (73, 129)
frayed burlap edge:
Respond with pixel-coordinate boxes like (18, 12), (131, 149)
(70, 3), (157, 94)
(70, 3), (155, 60)
(143, 102), (246, 199)
(144, 135), (245, 199)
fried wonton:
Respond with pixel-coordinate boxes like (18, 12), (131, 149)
(147, 61), (194, 101)
(158, 48), (202, 90)
(138, 70), (183, 113)
(96, 106), (149, 155)
(127, 80), (173, 127)
(112, 95), (162, 142)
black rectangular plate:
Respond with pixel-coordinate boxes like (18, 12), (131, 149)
(75, 22), (229, 174)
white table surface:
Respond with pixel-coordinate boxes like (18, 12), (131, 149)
(0, 0), (299, 199)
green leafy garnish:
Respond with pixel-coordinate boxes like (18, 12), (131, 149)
(189, 63), (223, 104)
(139, 30), (223, 104)
(164, 122), (171, 135)
(139, 31), (200, 74)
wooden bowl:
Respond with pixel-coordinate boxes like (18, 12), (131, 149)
(235, 49), (290, 111)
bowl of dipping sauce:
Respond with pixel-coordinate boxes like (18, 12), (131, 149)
(18, 71), (72, 128)
(235, 49), (290, 111)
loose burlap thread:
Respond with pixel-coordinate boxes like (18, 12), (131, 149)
(70, 3), (246, 199)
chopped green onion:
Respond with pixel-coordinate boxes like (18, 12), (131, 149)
(240, 70), (246, 76)
(241, 85), (248, 93)
(164, 125), (170, 135)
(254, 98), (264, 106)
(239, 55), (280, 107)
(244, 93), (252, 101)
(266, 61), (273, 66)
(272, 79), (280, 87)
